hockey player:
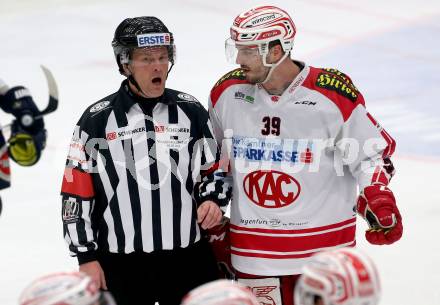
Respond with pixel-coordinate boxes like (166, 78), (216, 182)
(181, 279), (259, 305)
(294, 248), (381, 305)
(61, 16), (230, 305)
(18, 271), (116, 305)
(208, 5), (402, 305)
(0, 78), (47, 215)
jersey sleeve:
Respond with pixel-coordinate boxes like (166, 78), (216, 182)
(305, 67), (396, 191)
(208, 98), (225, 151)
(207, 69), (247, 176)
(335, 102), (396, 191)
(60, 117), (98, 264)
(193, 110), (232, 210)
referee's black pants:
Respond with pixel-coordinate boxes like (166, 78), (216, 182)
(98, 239), (219, 305)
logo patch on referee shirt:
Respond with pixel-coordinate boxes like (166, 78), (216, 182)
(177, 93), (198, 102)
(62, 199), (80, 224)
(106, 127), (147, 141)
(155, 124), (191, 150)
(90, 101), (110, 113)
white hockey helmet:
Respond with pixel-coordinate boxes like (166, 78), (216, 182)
(181, 280), (259, 305)
(226, 5), (296, 66)
(294, 248), (381, 305)
(18, 271), (116, 305)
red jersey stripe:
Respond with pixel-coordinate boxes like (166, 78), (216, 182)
(230, 225), (356, 253)
(231, 241), (356, 259)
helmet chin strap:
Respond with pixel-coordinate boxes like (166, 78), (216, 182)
(259, 51), (290, 85)
(126, 65), (150, 98)
(167, 62), (174, 78)
(127, 74), (148, 97)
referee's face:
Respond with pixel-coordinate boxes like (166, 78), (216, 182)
(128, 46), (169, 98)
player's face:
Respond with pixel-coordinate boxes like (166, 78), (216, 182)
(128, 46), (169, 97)
(235, 45), (269, 83)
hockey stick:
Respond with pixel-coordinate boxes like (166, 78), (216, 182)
(37, 65), (59, 116)
(19, 65), (59, 127)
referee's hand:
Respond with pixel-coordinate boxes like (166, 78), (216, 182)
(197, 201), (222, 229)
(79, 260), (108, 290)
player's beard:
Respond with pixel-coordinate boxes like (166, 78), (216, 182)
(244, 65), (270, 84)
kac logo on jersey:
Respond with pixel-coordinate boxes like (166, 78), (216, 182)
(243, 170), (300, 208)
(137, 33), (170, 47)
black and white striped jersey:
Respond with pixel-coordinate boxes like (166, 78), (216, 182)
(61, 81), (231, 264)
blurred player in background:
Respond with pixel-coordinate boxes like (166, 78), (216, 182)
(181, 279), (259, 305)
(0, 78), (47, 216)
(18, 271), (116, 305)
(294, 248), (381, 305)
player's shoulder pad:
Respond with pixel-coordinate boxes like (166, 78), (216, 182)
(210, 69), (249, 107)
(304, 67), (365, 121)
(314, 68), (361, 103)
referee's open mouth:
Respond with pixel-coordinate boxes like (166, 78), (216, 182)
(152, 77), (162, 85)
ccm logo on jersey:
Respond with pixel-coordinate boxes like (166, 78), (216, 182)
(137, 33), (170, 47)
(243, 170), (300, 208)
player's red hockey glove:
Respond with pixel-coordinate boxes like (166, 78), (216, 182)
(205, 216), (235, 279)
(357, 184), (403, 245)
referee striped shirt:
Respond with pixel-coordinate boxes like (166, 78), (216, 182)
(61, 81), (231, 264)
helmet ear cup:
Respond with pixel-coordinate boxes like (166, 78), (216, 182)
(118, 51), (132, 76)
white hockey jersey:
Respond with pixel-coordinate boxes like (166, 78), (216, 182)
(208, 63), (395, 276)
